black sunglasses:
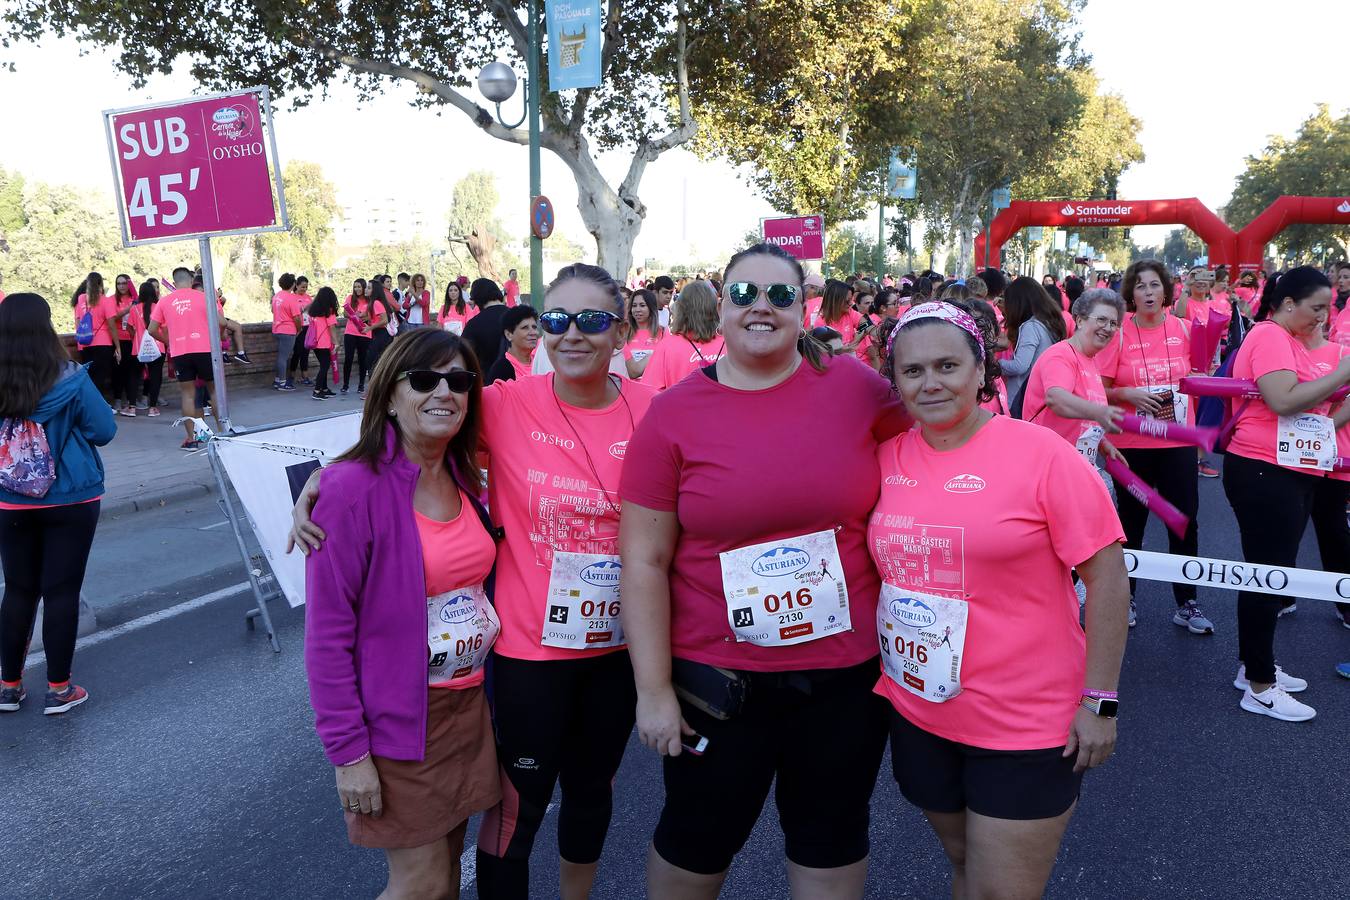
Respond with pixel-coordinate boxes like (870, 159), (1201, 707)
(725, 282), (801, 309)
(538, 309), (621, 335)
(398, 369), (478, 394)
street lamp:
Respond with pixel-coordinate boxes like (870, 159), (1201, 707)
(430, 249), (447, 308)
(477, 0), (543, 308)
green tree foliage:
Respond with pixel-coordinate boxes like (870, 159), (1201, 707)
(0, 166), (26, 242)
(1226, 105), (1350, 260)
(3, 0), (714, 276)
(257, 161), (342, 280)
(447, 170), (508, 281)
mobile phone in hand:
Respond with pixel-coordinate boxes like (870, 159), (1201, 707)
(681, 733), (709, 756)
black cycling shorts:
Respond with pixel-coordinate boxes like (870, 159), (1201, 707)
(888, 709), (1083, 820)
(652, 656), (888, 875)
(172, 352), (214, 383)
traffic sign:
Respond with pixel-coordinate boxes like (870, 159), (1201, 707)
(531, 195), (555, 239)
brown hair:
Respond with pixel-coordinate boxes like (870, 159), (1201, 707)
(1003, 276), (1067, 345)
(0, 294), (71, 418)
(1121, 260), (1174, 312)
(334, 328), (483, 487)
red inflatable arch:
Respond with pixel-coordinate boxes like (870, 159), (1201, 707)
(1234, 196), (1350, 272)
(973, 198), (1237, 271)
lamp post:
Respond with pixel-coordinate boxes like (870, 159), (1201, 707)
(478, 0), (543, 308)
(430, 248), (446, 310)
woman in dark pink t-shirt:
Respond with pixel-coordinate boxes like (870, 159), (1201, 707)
(621, 243), (907, 897)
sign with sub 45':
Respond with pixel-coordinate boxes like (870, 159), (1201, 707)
(102, 87), (289, 246)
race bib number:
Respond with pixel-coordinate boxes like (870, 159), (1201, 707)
(1277, 413), (1337, 471)
(877, 583), (967, 703)
(427, 584), (500, 686)
(541, 552), (625, 649)
(1076, 422), (1105, 465)
(630, 349), (653, 363)
(719, 530), (850, 647)
(444, 321), (464, 335)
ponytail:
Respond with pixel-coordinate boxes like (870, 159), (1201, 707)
(1255, 266), (1332, 321)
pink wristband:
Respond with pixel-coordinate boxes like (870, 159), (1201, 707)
(1082, 689), (1118, 700)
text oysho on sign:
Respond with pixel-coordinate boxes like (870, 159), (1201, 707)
(104, 89), (283, 244)
(761, 215), (826, 261)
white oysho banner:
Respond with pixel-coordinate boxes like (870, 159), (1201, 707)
(1125, 549), (1350, 604)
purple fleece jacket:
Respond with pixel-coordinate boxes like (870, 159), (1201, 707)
(304, 425), (450, 765)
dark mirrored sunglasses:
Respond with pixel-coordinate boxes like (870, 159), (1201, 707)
(538, 309), (620, 335)
(726, 282), (800, 309)
(399, 369), (478, 394)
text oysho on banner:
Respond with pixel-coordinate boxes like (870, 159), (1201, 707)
(546, 0), (603, 91)
(1125, 549), (1350, 604)
(761, 215), (826, 261)
(104, 88), (286, 245)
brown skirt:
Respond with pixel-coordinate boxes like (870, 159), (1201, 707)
(347, 684), (501, 849)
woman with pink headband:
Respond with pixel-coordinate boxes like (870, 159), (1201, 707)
(868, 301), (1130, 899)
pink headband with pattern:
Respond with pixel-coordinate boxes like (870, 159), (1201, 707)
(889, 301), (986, 361)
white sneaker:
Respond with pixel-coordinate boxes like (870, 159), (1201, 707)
(1239, 684), (1315, 722)
(1233, 664), (1308, 693)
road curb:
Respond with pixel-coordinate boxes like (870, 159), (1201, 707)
(100, 482), (215, 519)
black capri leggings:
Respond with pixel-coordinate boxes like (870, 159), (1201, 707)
(342, 334), (369, 390)
(1117, 445), (1199, 606)
(0, 501), (101, 685)
(288, 325), (311, 376)
(476, 651), (636, 900)
(112, 339), (139, 404)
(1310, 475), (1350, 616)
(653, 657), (888, 875)
(1222, 451), (1317, 685)
(81, 346), (117, 404)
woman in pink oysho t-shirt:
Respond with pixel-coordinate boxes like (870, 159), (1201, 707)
(1299, 325), (1350, 630)
(1222, 268), (1350, 723)
(621, 243), (910, 898)
(622, 288), (665, 378)
(869, 300), (1129, 900)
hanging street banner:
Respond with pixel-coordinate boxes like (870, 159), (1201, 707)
(761, 215), (826, 261)
(546, 0), (603, 91)
(886, 151), (918, 200)
(1026, 226), (1044, 240)
(102, 87), (288, 246)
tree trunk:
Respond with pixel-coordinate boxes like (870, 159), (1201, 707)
(573, 161), (644, 278)
(953, 172), (976, 277)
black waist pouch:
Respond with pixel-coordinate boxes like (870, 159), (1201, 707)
(670, 658), (750, 721)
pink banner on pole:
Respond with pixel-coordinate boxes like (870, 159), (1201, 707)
(761, 215), (826, 261)
(107, 92), (277, 242)
(1119, 415), (1218, 452)
(1103, 456), (1190, 539)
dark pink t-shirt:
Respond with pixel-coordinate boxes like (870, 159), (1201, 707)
(621, 355), (908, 672)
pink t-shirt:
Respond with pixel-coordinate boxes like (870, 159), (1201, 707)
(271, 291), (301, 335)
(80, 293), (119, 348)
(343, 297), (370, 337)
(504, 279), (521, 307)
(869, 415), (1124, 750)
(1234, 286), (1258, 317)
(416, 490), (497, 689)
(1180, 295), (1231, 331)
(150, 289), (222, 358)
(641, 335), (725, 391)
(1022, 340), (1108, 450)
(482, 374), (656, 662)
(815, 308), (863, 344)
(625, 327), (663, 363)
(438, 305), (477, 335)
(1228, 320), (1329, 473)
(978, 376), (1010, 415)
(506, 352), (533, 380)
(309, 314), (337, 350)
(125, 303), (165, 356)
(1094, 314), (1195, 449)
(1329, 303), (1350, 349)
(621, 356), (908, 672)
(113, 295), (135, 341)
(1306, 341), (1350, 483)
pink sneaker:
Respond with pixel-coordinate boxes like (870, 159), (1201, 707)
(118, 406), (136, 417)
(147, 407), (161, 417)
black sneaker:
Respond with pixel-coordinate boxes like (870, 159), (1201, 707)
(340, 386), (349, 395)
(0, 683), (25, 712)
(311, 390), (326, 401)
(320, 388), (336, 398)
(44, 684), (89, 715)
(233, 352), (252, 364)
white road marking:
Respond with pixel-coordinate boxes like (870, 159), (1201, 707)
(199, 520), (231, 530)
(24, 581), (253, 669)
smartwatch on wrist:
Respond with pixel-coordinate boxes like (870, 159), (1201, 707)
(1080, 689), (1119, 718)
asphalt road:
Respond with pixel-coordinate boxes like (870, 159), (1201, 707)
(2, 475), (1348, 899)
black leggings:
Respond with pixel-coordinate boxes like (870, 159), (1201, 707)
(1222, 452), (1317, 684)
(0, 501), (101, 685)
(1310, 476), (1350, 616)
(288, 326), (310, 376)
(476, 651), (636, 900)
(368, 330), (392, 374)
(342, 334), (369, 390)
(112, 339), (139, 404)
(313, 349), (331, 392)
(82, 346), (117, 404)
(1117, 445), (1199, 605)
(143, 356), (165, 407)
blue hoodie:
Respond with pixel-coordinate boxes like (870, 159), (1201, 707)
(0, 362), (116, 507)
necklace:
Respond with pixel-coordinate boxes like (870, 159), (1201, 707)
(551, 374), (634, 508)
